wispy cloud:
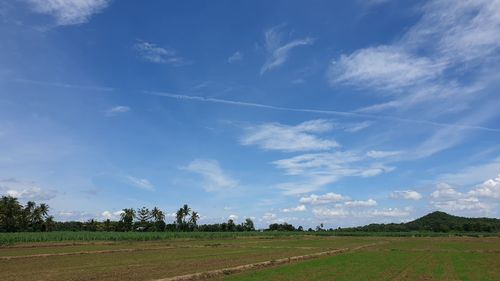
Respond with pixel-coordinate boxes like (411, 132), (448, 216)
(366, 150), (401, 158)
(184, 159), (238, 192)
(227, 51), (243, 63)
(299, 192), (349, 205)
(148, 91), (500, 133)
(26, 0), (112, 26)
(0, 178), (56, 201)
(390, 190), (422, 200)
(241, 120), (338, 152)
(126, 176), (154, 191)
(260, 25), (314, 74)
(328, 0), (500, 113)
(133, 41), (189, 66)
(281, 205), (306, 212)
(329, 46), (445, 91)
(273, 151), (394, 195)
(106, 105), (129, 116)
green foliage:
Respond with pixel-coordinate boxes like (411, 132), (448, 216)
(0, 196), (52, 232)
(336, 211), (500, 233)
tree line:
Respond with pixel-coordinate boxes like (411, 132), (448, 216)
(0, 196), (54, 232)
(0, 196), (256, 232)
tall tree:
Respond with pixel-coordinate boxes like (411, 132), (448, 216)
(175, 208), (184, 225)
(243, 218), (255, 231)
(190, 211), (199, 226)
(0, 196), (22, 232)
(120, 208), (135, 231)
(151, 207), (165, 231)
(181, 204), (191, 223)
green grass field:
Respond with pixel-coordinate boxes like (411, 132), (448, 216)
(1, 233), (498, 281)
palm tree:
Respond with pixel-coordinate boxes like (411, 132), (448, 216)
(120, 208), (135, 231)
(181, 204), (191, 223)
(38, 203), (49, 218)
(21, 201), (36, 230)
(151, 207), (165, 231)
(176, 208), (184, 225)
(151, 207), (165, 222)
(189, 211), (199, 225)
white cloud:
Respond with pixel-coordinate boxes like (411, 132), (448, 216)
(126, 176), (154, 191)
(262, 212), (277, 222)
(390, 190), (422, 200)
(328, 46), (445, 91)
(228, 214), (239, 221)
(431, 182), (462, 199)
(273, 152), (394, 194)
(273, 152), (360, 175)
(368, 208), (411, 218)
(101, 210), (123, 220)
(282, 204), (307, 212)
(227, 51), (243, 63)
(429, 182), (495, 215)
(312, 207), (349, 218)
(0, 178), (56, 201)
(329, 0), (500, 112)
(184, 159), (238, 192)
(469, 174), (500, 199)
(133, 41), (188, 66)
(241, 120), (339, 152)
(366, 150), (401, 158)
(299, 192), (348, 205)
(275, 175), (338, 196)
(313, 206), (410, 219)
(106, 105), (129, 115)
(344, 199), (377, 207)
(260, 25), (314, 74)
(26, 0), (111, 26)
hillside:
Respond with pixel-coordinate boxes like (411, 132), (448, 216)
(338, 211), (500, 233)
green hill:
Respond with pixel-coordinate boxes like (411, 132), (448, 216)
(338, 211), (500, 233)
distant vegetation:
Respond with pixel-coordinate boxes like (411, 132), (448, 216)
(0, 196), (255, 233)
(335, 211), (500, 233)
(2, 196), (499, 236)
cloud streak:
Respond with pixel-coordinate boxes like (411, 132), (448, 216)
(133, 41), (188, 66)
(260, 25), (314, 74)
(26, 0), (111, 26)
(147, 91), (500, 133)
(184, 159), (238, 192)
(241, 120), (338, 152)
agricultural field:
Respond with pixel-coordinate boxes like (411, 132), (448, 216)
(1, 234), (499, 281)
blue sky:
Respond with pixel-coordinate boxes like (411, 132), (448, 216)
(1, 0), (499, 228)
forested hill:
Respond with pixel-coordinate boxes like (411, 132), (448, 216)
(338, 211), (500, 233)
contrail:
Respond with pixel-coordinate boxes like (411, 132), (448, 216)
(147, 91), (500, 133)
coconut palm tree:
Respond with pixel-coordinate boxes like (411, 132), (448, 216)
(151, 207), (165, 231)
(151, 207), (165, 222)
(38, 203), (49, 218)
(175, 208), (184, 225)
(181, 204), (191, 223)
(189, 211), (199, 226)
(120, 208), (135, 231)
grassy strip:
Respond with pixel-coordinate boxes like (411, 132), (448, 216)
(1, 231), (499, 245)
(0, 231), (306, 245)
